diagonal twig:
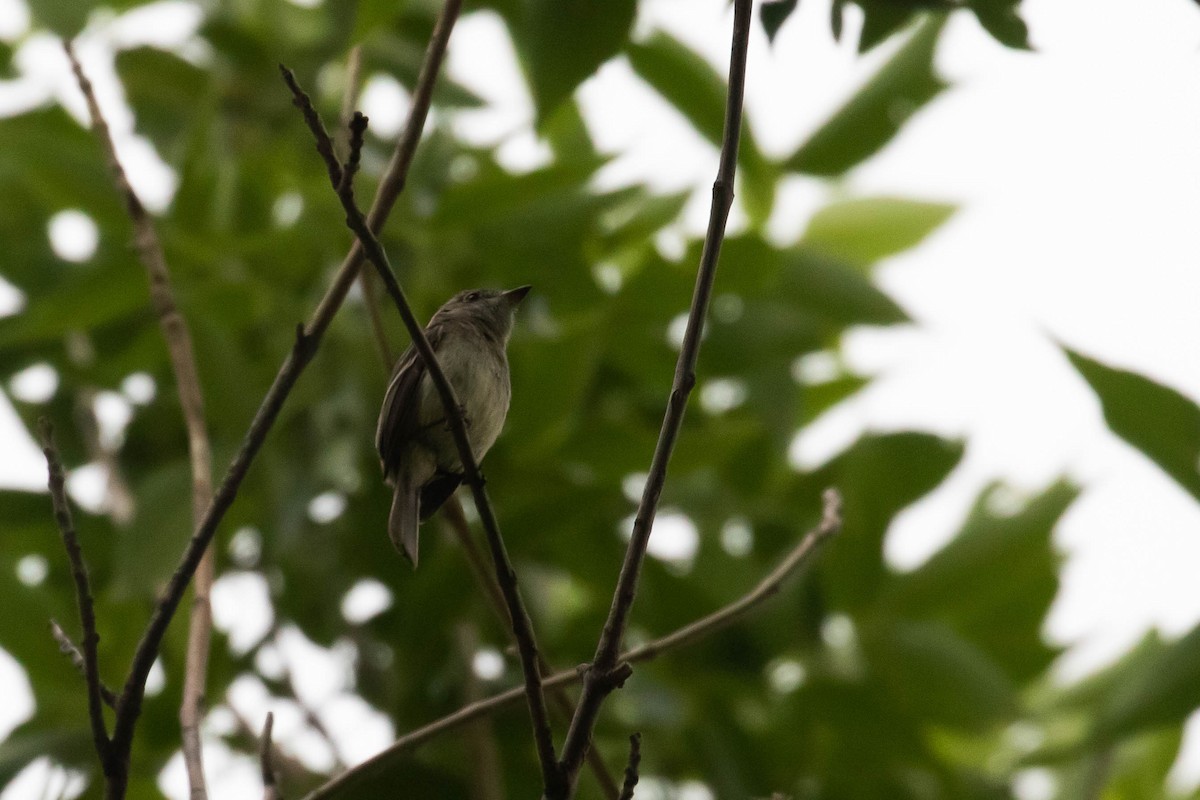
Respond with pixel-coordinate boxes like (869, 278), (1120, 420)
(39, 420), (111, 766)
(64, 40), (218, 800)
(302, 489), (841, 799)
(280, 72), (560, 793)
(555, 1), (755, 794)
(53, 2), (465, 796)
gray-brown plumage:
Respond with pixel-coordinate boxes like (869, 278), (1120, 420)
(376, 285), (530, 566)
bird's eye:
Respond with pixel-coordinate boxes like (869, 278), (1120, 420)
(464, 291), (481, 302)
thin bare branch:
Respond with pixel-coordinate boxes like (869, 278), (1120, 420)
(441, 500), (621, 799)
(51, 619), (118, 709)
(617, 734), (641, 800)
(261, 712), (284, 800)
(281, 66), (560, 794)
(57, 3), (465, 796)
(63, 41), (219, 800)
(303, 491), (840, 799)
(555, 2), (755, 794)
(39, 420), (111, 766)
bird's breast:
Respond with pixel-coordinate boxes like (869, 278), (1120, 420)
(417, 333), (511, 468)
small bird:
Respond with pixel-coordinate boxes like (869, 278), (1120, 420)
(376, 285), (531, 566)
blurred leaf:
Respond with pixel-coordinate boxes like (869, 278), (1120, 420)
(858, 2), (915, 51)
(513, 0), (637, 124)
(1066, 348), (1200, 502)
(1092, 621), (1200, 743)
(815, 432), (964, 611)
(882, 481), (1074, 682)
(785, 15), (947, 176)
(969, 0), (1032, 50)
(782, 249), (908, 324)
(25, 0), (91, 35)
(0, 41), (14, 79)
(111, 460), (193, 599)
(864, 620), (1019, 730)
(0, 727), (92, 788)
(352, 0), (407, 42)
(831, 0), (847, 40)
(0, 260), (149, 353)
(760, 0), (798, 42)
(625, 32), (776, 225)
(802, 196), (956, 266)
(116, 47), (209, 159)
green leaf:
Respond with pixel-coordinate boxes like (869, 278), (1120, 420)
(781, 249), (908, 325)
(625, 32), (776, 226)
(970, 0), (1032, 50)
(516, 0), (637, 124)
(0, 40), (14, 79)
(813, 433), (964, 611)
(351, 0), (407, 42)
(0, 261), (149, 353)
(1093, 621), (1200, 743)
(116, 47), (209, 157)
(785, 15), (947, 176)
(864, 620), (1019, 730)
(25, 0), (91, 35)
(1065, 348), (1200, 502)
(882, 481), (1074, 681)
(802, 196), (956, 266)
(858, 3), (916, 52)
(760, 0), (798, 43)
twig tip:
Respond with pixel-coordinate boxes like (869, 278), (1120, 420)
(820, 487), (843, 532)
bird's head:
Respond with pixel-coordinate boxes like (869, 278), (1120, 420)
(435, 285), (531, 343)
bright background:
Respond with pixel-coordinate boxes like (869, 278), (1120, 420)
(2, 0), (1200, 797)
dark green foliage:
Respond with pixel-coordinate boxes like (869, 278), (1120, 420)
(0, 1), (1189, 798)
(1066, 348), (1200, 502)
(785, 15), (948, 176)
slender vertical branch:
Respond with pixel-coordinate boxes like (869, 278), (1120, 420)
(64, 41), (218, 800)
(280, 72), (560, 793)
(555, 2), (754, 793)
(39, 420), (111, 767)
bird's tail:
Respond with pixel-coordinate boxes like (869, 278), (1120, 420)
(388, 477), (421, 568)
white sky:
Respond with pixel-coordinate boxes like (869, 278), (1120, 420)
(3, 0), (1200, 797)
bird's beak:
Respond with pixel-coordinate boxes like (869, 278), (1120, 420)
(503, 285), (532, 306)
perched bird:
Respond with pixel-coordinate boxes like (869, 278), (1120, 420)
(376, 285), (531, 566)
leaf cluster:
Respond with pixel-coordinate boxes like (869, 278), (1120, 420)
(3, 2), (1197, 799)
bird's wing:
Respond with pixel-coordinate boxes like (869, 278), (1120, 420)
(376, 324), (444, 480)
